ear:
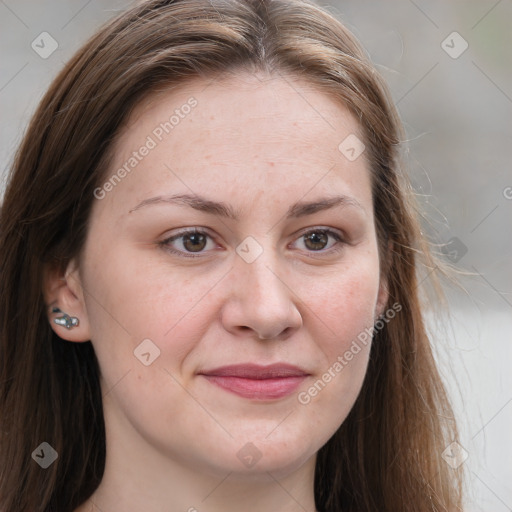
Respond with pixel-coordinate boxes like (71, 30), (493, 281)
(43, 258), (91, 342)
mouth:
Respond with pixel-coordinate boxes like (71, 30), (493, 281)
(198, 363), (310, 400)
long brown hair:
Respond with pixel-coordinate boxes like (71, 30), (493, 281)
(0, 0), (464, 510)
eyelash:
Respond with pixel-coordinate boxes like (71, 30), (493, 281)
(159, 227), (346, 259)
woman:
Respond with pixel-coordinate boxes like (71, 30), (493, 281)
(0, 0), (464, 510)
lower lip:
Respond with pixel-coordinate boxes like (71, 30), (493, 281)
(201, 375), (307, 400)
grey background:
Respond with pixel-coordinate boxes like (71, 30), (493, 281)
(1, 0), (511, 510)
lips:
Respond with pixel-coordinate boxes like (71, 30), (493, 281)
(198, 363), (310, 400)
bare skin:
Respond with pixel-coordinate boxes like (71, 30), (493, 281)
(45, 70), (387, 512)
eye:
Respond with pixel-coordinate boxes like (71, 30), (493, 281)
(291, 228), (345, 254)
(159, 226), (346, 259)
(159, 228), (217, 258)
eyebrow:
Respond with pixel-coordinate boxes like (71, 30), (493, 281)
(128, 193), (365, 219)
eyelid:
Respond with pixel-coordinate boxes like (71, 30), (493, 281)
(159, 227), (218, 259)
(292, 225), (346, 242)
(288, 227), (347, 255)
(159, 226), (347, 258)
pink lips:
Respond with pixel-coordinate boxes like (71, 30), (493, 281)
(198, 363), (309, 400)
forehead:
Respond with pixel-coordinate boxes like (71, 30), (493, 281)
(116, 70), (364, 158)
(97, 71), (372, 218)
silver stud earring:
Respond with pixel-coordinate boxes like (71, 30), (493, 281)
(52, 307), (80, 329)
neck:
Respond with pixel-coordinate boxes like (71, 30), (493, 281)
(75, 404), (318, 512)
(83, 467), (318, 512)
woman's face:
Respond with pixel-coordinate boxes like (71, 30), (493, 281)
(60, 71), (388, 479)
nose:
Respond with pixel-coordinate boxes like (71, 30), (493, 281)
(220, 246), (303, 341)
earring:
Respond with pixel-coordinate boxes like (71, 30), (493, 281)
(52, 307), (80, 330)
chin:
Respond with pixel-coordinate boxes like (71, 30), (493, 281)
(194, 428), (321, 481)
(223, 449), (317, 482)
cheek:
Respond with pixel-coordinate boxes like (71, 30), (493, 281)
(308, 254), (381, 349)
(295, 253), (380, 419)
(81, 242), (224, 374)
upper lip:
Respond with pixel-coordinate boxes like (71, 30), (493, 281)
(198, 363), (310, 379)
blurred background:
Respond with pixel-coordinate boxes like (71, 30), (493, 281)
(1, 0), (511, 510)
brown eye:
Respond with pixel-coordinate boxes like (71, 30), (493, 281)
(303, 231), (329, 251)
(160, 229), (216, 258)
(292, 228), (345, 256)
(182, 232), (207, 252)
